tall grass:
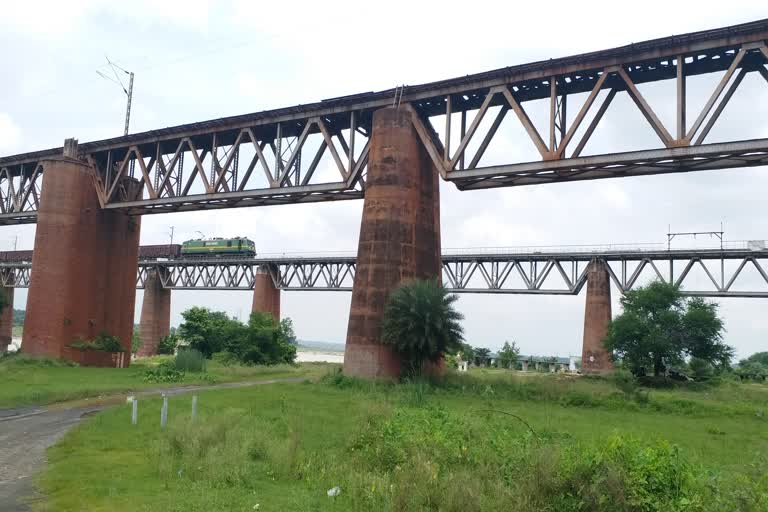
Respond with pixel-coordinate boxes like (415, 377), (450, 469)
(174, 348), (206, 373)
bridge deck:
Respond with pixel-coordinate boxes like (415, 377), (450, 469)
(0, 20), (766, 222)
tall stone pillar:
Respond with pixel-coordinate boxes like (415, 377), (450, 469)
(136, 270), (171, 357)
(344, 107), (441, 380)
(252, 266), (280, 320)
(22, 140), (141, 365)
(0, 287), (14, 353)
(581, 260), (614, 373)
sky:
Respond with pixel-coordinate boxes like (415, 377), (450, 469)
(1, 1), (767, 359)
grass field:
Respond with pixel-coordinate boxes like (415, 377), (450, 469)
(35, 369), (768, 511)
(0, 354), (333, 408)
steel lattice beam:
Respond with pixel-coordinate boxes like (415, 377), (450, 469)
(4, 247), (768, 297)
(0, 20), (767, 223)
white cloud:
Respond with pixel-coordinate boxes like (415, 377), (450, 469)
(0, 113), (22, 153)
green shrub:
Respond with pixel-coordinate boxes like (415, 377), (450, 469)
(0, 353), (77, 368)
(174, 348), (206, 373)
(143, 361), (184, 383)
(211, 351), (239, 367)
(381, 279), (464, 377)
(69, 332), (123, 352)
(157, 332), (179, 355)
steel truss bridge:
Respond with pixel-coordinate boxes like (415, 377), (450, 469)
(1, 20), (768, 224)
(2, 246), (768, 297)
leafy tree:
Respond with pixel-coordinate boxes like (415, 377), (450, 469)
(741, 352), (768, 366)
(604, 281), (733, 377)
(498, 340), (520, 369)
(178, 308), (297, 365)
(157, 328), (180, 355)
(280, 318), (298, 345)
(178, 307), (241, 358)
(474, 347), (491, 367)
(736, 352), (768, 381)
(381, 279), (464, 377)
(131, 329), (143, 355)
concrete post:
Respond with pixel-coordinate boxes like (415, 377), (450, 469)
(137, 270), (171, 357)
(22, 141), (141, 365)
(521, 360), (528, 372)
(252, 266), (280, 320)
(344, 107), (441, 379)
(0, 287), (13, 353)
(581, 260), (614, 373)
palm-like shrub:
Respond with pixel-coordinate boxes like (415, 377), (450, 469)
(381, 279), (465, 377)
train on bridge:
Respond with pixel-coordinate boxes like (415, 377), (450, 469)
(137, 237), (257, 260)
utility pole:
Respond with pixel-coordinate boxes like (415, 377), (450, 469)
(169, 226), (175, 246)
(96, 57), (135, 136)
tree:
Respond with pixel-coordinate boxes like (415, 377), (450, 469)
(178, 307), (241, 358)
(131, 329), (143, 355)
(498, 341), (520, 369)
(157, 328), (180, 355)
(474, 347), (491, 367)
(741, 352), (768, 366)
(736, 352), (768, 381)
(604, 281), (733, 377)
(381, 279), (464, 377)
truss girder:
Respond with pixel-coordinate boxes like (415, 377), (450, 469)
(0, 22), (767, 223)
(6, 249), (768, 297)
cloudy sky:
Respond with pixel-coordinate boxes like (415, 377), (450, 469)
(1, 1), (767, 359)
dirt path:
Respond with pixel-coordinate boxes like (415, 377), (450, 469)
(0, 377), (304, 511)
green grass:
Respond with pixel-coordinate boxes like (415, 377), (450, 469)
(0, 353), (335, 408)
(35, 370), (768, 511)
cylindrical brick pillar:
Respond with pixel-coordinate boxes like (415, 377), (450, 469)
(0, 287), (14, 353)
(136, 270), (171, 357)
(252, 266), (280, 320)
(22, 147), (141, 365)
(581, 260), (614, 373)
(344, 107), (441, 380)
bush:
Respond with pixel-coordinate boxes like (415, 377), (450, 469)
(143, 361), (185, 383)
(689, 357), (715, 381)
(177, 307), (297, 365)
(381, 279), (464, 377)
(69, 332), (124, 352)
(174, 348), (206, 373)
(157, 332), (179, 355)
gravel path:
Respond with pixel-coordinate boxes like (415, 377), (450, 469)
(0, 377), (304, 511)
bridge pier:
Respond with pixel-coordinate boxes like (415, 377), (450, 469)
(137, 270), (171, 357)
(0, 287), (13, 353)
(252, 266), (280, 320)
(22, 140), (141, 365)
(344, 107), (441, 380)
(581, 260), (614, 373)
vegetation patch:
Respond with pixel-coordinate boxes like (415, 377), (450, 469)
(36, 374), (768, 511)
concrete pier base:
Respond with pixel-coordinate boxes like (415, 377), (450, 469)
(22, 142), (141, 365)
(252, 267), (280, 320)
(0, 287), (13, 353)
(581, 260), (614, 373)
(137, 270), (171, 357)
(344, 107), (441, 380)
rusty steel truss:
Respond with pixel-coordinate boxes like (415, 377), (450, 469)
(0, 20), (767, 223)
(3, 247), (768, 297)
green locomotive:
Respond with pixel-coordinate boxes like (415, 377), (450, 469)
(181, 237), (256, 258)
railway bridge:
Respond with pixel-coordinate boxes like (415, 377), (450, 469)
(1, 19), (768, 376)
(1, 243), (767, 365)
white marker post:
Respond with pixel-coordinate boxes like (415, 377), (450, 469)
(191, 395), (198, 422)
(131, 398), (138, 425)
(160, 394), (168, 428)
